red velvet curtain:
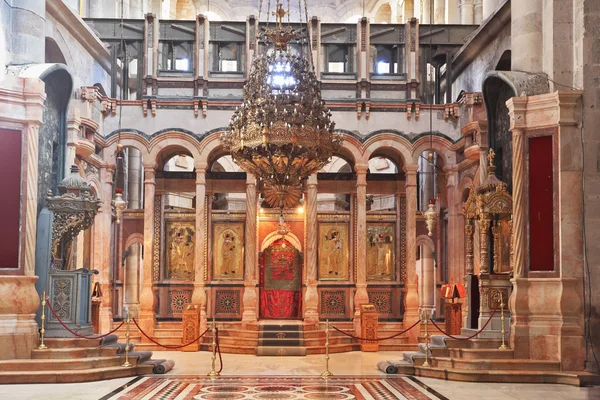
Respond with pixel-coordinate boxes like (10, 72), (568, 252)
(259, 238), (302, 319)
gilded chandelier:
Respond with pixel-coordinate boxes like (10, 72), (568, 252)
(221, 1), (341, 209)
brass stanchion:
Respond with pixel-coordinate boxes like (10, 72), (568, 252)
(122, 310), (132, 367)
(321, 319), (333, 378)
(207, 317), (220, 377)
(422, 310), (430, 367)
(499, 292), (509, 350)
(38, 290), (48, 350)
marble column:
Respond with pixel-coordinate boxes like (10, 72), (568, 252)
(434, 0), (445, 23)
(9, 0), (45, 64)
(446, 0), (460, 24)
(482, 0), (501, 20)
(473, 0), (483, 24)
(459, 0), (475, 24)
(463, 223), (475, 328)
(139, 163), (156, 340)
(192, 164), (208, 332)
(304, 174), (319, 325)
(353, 165), (369, 335)
(403, 165), (420, 342)
(444, 164), (460, 281)
(511, 0), (543, 72)
(97, 164), (115, 333)
(420, 245), (435, 315)
(124, 148), (142, 316)
(421, 0), (432, 23)
(242, 174), (258, 326)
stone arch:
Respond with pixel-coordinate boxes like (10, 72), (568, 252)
(363, 133), (412, 168)
(457, 174), (474, 210)
(148, 131), (202, 168)
(198, 130), (228, 170)
(125, 233), (144, 250)
(372, 1), (392, 23)
(410, 135), (455, 166)
(104, 132), (152, 166)
(45, 37), (67, 64)
(337, 133), (365, 167)
(261, 231), (302, 252)
(416, 234), (435, 252)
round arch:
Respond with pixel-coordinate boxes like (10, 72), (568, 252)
(104, 132), (152, 166)
(363, 133), (412, 168)
(125, 233), (144, 250)
(261, 231), (302, 252)
(148, 131), (202, 167)
(410, 135), (455, 166)
(416, 234), (435, 252)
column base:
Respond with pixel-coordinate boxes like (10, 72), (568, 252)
(404, 282), (420, 343)
(241, 283), (258, 326)
(510, 277), (585, 371)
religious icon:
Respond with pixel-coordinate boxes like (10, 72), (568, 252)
(166, 222), (195, 280)
(366, 223), (395, 281)
(213, 222), (245, 280)
(318, 222), (349, 280)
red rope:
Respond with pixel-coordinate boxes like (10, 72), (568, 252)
(430, 306), (499, 340)
(215, 328), (223, 373)
(332, 319), (421, 342)
(46, 301), (125, 339)
(132, 318), (210, 349)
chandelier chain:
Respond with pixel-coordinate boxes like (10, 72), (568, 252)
(266, 0), (272, 28)
(302, 0), (313, 70)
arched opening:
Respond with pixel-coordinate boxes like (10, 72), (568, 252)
(483, 76), (516, 192)
(38, 68), (73, 215)
(209, 155), (247, 211)
(160, 153), (195, 211)
(175, 0), (197, 20)
(45, 37), (67, 65)
(316, 155), (353, 212)
(496, 50), (511, 71)
(366, 156), (399, 212)
(374, 3), (392, 23)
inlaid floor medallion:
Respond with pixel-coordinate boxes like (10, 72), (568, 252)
(100, 375), (447, 400)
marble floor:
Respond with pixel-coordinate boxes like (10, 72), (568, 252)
(0, 351), (598, 400)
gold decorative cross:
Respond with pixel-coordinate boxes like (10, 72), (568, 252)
(488, 148), (496, 167)
(272, 2), (287, 27)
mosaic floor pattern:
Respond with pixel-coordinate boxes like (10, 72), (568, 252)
(100, 375), (447, 400)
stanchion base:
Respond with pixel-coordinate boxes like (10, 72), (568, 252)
(321, 371), (333, 378)
(122, 362), (132, 368)
(499, 344), (509, 350)
(207, 371), (220, 377)
(422, 361), (430, 367)
(38, 344), (47, 350)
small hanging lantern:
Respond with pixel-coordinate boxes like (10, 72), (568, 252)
(112, 188), (127, 224)
(423, 198), (438, 237)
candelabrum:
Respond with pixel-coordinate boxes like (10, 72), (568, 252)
(499, 292), (509, 350)
(38, 290), (48, 350)
(207, 317), (220, 377)
(122, 310), (132, 367)
(321, 319), (333, 378)
(422, 310), (431, 367)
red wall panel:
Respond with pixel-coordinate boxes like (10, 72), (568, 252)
(0, 129), (22, 269)
(528, 135), (554, 272)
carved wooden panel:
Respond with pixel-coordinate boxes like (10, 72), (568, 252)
(317, 222), (349, 280)
(366, 222), (395, 281)
(165, 221), (195, 280)
(214, 288), (242, 319)
(212, 222), (245, 280)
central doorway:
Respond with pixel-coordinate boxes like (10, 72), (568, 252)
(259, 237), (303, 319)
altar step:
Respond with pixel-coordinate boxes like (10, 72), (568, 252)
(256, 322), (307, 356)
(0, 334), (174, 384)
(379, 334), (600, 386)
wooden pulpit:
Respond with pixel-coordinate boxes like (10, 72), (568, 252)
(441, 280), (466, 336)
(182, 304), (200, 352)
(360, 304), (379, 352)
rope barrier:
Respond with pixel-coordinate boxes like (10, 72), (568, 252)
(430, 306), (499, 340)
(46, 301), (125, 339)
(332, 319), (421, 342)
(215, 328), (223, 373)
(132, 318), (210, 349)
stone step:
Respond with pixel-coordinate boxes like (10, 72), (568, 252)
(259, 324), (303, 332)
(31, 347), (118, 359)
(0, 356), (135, 372)
(378, 343), (419, 352)
(432, 357), (560, 371)
(258, 338), (304, 346)
(43, 338), (102, 349)
(0, 365), (153, 384)
(304, 337), (355, 346)
(256, 346), (307, 356)
(392, 364), (600, 386)
(447, 348), (515, 360)
(445, 338), (503, 349)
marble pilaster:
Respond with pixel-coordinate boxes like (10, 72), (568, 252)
(192, 165), (208, 332)
(459, 0), (475, 24)
(353, 165), (369, 335)
(304, 174), (319, 325)
(420, 245), (435, 315)
(403, 164), (420, 342)
(433, 0), (445, 23)
(242, 174), (258, 326)
(139, 163), (156, 340)
(444, 164), (461, 281)
(124, 148), (142, 316)
(97, 164), (115, 333)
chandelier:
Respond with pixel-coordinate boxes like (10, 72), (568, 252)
(221, 1), (341, 209)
